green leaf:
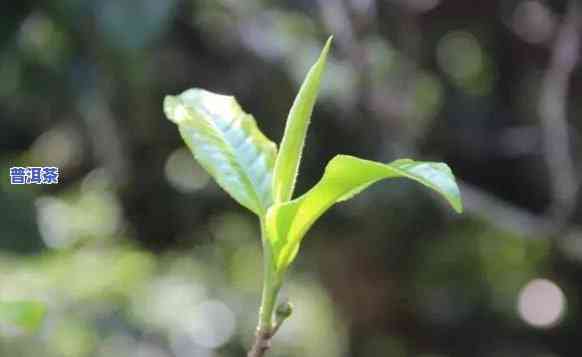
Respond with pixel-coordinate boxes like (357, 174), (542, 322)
(0, 301), (46, 333)
(266, 155), (463, 271)
(272, 36), (333, 203)
(164, 89), (277, 215)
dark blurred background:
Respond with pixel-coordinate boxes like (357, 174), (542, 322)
(1, 0), (582, 356)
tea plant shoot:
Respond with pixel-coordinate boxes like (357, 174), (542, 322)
(163, 36), (462, 357)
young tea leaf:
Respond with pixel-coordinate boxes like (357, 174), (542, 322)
(272, 37), (333, 203)
(266, 155), (462, 272)
(0, 301), (46, 333)
(164, 89), (277, 216)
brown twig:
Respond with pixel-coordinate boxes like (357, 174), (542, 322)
(247, 299), (292, 356)
(247, 329), (273, 357)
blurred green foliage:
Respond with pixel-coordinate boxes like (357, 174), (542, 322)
(0, 301), (46, 333)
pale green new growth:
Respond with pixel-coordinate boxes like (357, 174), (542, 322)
(162, 37), (463, 357)
(266, 155), (462, 272)
(272, 36), (333, 204)
(0, 301), (46, 333)
(164, 89), (277, 215)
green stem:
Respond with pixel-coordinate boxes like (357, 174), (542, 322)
(258, 219), (279, 331)
(248, 218), (282, 357)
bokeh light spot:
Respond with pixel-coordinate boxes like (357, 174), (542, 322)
(188, 300), (236, 349)
(31, 127), (83, 170)
(437, 31), (483, 82)
(512, 0), (555, 44)
(517, 279), (565, 328)
(165, 148), (210, 193)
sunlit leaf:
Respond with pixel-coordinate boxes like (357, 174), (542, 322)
(272, 36), (333, 203)
(164, 89), (277, 215)
(266, 155), (463, 271)
(0, 301), (46, 333)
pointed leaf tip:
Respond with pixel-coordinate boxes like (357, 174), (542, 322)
(322, 36), (333, 56)
(163, 95), (185, 124)
(272, 37), (333, 203)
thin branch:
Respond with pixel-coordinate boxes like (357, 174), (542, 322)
(538, 0), (581, 229)
(459, 179), (582, 254)
(460, 180), (557, 237)
(79, 90), (129, 185)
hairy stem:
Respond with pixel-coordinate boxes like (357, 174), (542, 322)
(248, 219), (282, 357)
